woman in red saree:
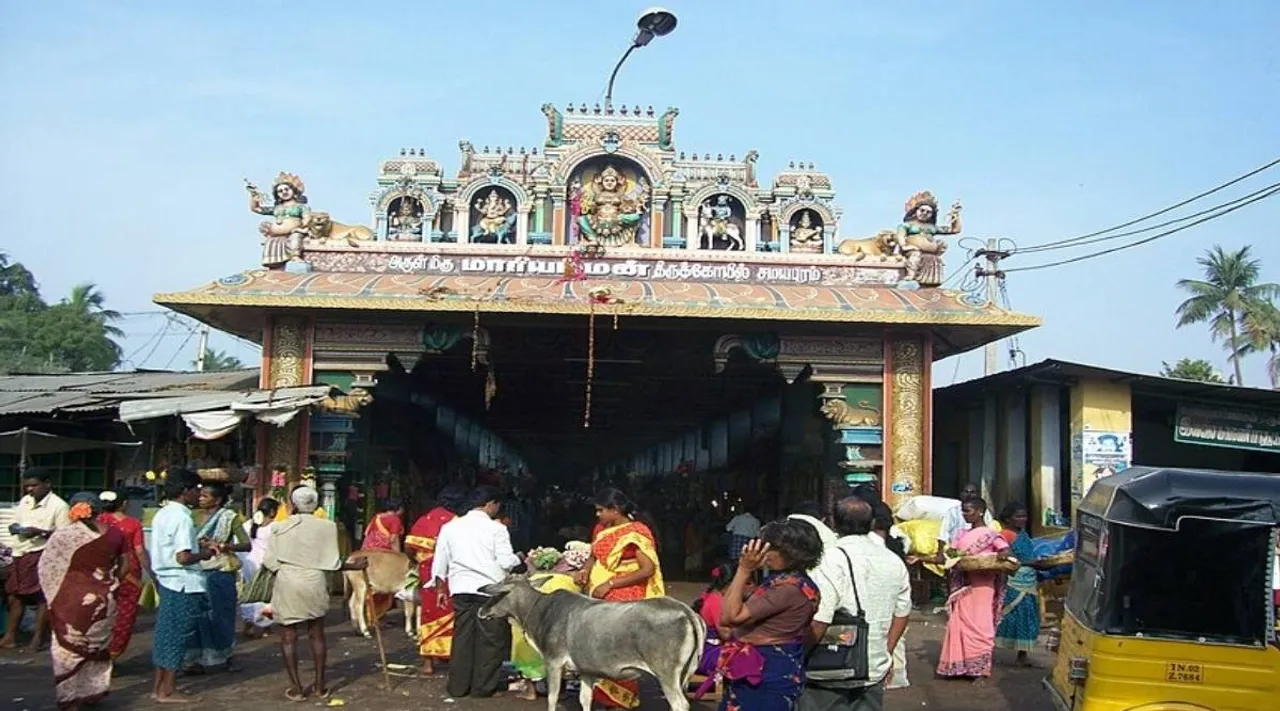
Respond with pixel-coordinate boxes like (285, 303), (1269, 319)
(406, 487), (467, 675)
(578, 488), (665, 709)
(361, 499), (404, 624)
(37, 493), (128, 711)
(937, 497), (1012, 685)
(95, 489), (149, 660)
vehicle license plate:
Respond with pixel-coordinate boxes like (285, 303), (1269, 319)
(1165, 662), (1203, 683)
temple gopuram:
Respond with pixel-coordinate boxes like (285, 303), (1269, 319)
(156, 102), (1039, 524)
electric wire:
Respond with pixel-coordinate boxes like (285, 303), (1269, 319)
(162, 323), (200, 370)
(1006, 185), (1280, 273)
(1015, 156), (1280, 253)
(1016, 181), (1280, 255)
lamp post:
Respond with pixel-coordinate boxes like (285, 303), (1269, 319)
(604, 7), (677, 111)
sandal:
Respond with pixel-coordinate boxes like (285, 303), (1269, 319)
(307, 685), (332, 700)
(285, 688), (308, 703)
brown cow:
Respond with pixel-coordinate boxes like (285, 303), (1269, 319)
(343, 549), (419, 639)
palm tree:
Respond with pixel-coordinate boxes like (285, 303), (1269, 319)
(1175, 246), (1280, 387)
(63, 282), (124, 338)
(195, 348), (245, 372)
(1235, 299), (1280, 389)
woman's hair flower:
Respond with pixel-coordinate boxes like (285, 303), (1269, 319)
(252, 511), (266, 526)
(69, 502), (95, 522)
(99, 491), (118, 503)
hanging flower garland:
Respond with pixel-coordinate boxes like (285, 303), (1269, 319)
(559, 243), (606, 284)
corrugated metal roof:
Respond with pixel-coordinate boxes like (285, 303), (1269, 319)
(0, 369), (259, 394)
(0, 369), (262, 416)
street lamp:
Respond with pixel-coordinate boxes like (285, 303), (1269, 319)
(604, 7), (678, 110)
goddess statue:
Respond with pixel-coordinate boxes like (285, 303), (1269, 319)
(470, 189), (517, 244)
(389, 197), (424, 241)
(247, 172), (311, 268)
(577, 164), (647, 246)
(896, 191), (961, 287)
(698, 195), (744, 251)
(789, 210), (824, 253)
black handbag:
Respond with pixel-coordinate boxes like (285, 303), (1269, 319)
(805, 549), (871, 680)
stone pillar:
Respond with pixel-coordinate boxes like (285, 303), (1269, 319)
(670, 198), (683, 240)
(1029, 384), (1063, 533)
(552, 199), (565, 245)
(1069, 378), (1132, 519)
(779, 224), (791, 253)
(516, 206), (531, 245)
(650, 196), (666, 248)
(261, 315), (314, 482)
(685, 211), (699, 250)
(454, 199), (470, 242)
(823, 226), (835, 254)
(746, 214), (760, 252)
(534, 189), (547, 233)
(886, 336), (928, 509)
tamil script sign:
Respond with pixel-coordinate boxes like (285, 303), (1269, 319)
(304, 250), (903, 287)
(1174, 405), (1280, 453)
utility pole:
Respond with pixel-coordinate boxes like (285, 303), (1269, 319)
(974, 238), (1011, 376)
(194, 324), (210, 371)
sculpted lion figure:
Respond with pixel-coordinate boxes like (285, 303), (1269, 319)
(820, 398), (882, 428)
(319, 388), (374, 417)
(835, 229), (897, 260)
(308, 212), (375, 246)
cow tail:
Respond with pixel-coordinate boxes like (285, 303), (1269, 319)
(678, 607), (706, 686)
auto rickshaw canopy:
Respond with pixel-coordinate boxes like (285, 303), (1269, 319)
(1077, 466), (1280, 530)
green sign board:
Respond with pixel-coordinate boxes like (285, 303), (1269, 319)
(1174, 405), (1280, 453)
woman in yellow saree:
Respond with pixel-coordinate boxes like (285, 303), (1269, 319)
(578, 488), (665, 709)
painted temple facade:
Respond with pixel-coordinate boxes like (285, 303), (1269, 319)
(157, 102), (1039, 510)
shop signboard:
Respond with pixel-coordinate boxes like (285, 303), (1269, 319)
(1174, 405), (1280, 454)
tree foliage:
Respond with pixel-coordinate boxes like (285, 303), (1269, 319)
(195, 348), (245, 372)
(0, 253), (123, 373)
(1175, 245), (1280, 387)
(1160, 358), (1224, 383)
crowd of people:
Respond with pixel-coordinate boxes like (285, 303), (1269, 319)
(1, 465), (1061, 711)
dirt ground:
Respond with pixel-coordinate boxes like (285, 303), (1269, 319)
(3, 582), (1056, 711)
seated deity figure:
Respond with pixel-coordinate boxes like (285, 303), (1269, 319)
(789, 210), (824, 253)
(470, 190), (517, 244)
(577, 164), (647, 246)
(389, 198), (424, 240)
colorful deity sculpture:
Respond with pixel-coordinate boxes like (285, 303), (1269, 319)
(897, 191), (961, 287)
(470, 189), (517, 244)
(389, 197), (424, 241)
(698, 195), (744, 250)
(577, 164), (648, 247)
(789, 210), (824, 253)
(247, 172), (311, 268)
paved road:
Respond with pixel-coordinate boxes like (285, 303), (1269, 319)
(3, 590), (1055, 711)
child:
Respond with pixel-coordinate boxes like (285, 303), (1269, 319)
(691, 562), (754, 677)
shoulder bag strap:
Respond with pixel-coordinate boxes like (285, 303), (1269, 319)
(838, 548), (863, 616)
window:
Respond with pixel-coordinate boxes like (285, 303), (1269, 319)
(0, 450), (111, 503)
(1064, 513), (1107, 629)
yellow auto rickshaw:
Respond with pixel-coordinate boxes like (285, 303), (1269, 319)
(1046, 466), (1280, 711)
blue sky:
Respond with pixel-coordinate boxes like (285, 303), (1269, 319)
(2, 1), (1279, 385)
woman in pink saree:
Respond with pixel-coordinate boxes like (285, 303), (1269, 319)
(936, 497), (1012, 684)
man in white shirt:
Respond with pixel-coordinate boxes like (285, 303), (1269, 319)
(801, 497), (912, 711)
(937, 483), (994, 551)
(1, 468), (70, 652)
(431, 487), (523, 698)
(725, 506), (761, 562)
